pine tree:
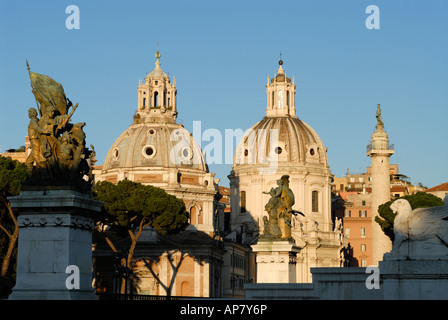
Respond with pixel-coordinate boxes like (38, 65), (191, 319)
(375, 191), (444, 242)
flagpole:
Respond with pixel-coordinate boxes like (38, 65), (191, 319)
(26, 60), (42, 117)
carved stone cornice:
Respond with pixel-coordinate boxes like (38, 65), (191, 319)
(256, 253), (297, 264)
(18, 213), (94, 230)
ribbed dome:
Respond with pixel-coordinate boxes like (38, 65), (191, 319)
(146, 65), (169, 80)
(103, 123), (208, 172)
(233, 116), (329, 169)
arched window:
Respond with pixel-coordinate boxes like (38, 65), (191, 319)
(154, 91), (159, 107)
(143, 97), (146, 107)
(278, 91), (283, 109)
(286, 91), (290, 107)
(190, 206), (197, 225)
(271, 92), (274, 108)
(240, 191), (246, 213)
(312, 190), (319, 212)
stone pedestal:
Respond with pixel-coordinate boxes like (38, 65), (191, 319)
(7, 188), (102, 300)
(379, 258), (448, 300)
(251, 239), (301, 283)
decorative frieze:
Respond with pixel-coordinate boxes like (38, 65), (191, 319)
(18, 214), (94, 230)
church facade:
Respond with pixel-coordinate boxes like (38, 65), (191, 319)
(94, 51), (230, 297)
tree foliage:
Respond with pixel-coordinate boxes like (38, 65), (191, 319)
(0, 156), (28, 297)
(375, 191), (444, 242)
(0, 156), (28, 200)
(93, 179), (189, 235)
(93, 179), (190, 294)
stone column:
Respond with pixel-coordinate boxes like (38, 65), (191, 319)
(367, 124), (394, 265)
(8, 188), (102, 300)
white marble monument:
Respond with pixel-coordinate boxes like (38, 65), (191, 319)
(387, 198), (448, 260)
(378, 197), (448, 299)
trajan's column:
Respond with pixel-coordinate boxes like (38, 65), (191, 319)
(367, 104), (394, 265)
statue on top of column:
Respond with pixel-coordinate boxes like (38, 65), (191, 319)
(376, 104), (384, 127)
(261, 175), (304, 240)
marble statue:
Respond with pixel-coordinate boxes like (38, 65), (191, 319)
(389, 197), (448, 259)
(261, 175), (304, 239)
(24, 62), (95, 192)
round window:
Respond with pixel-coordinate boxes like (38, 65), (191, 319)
(275, 146), (282, 155)
(310, 148), (315, 156)
(142, 145), (156, 159)
(146, 147), (154, 156)
(112, 148), (119, 160)
(182, 147), (192, 159)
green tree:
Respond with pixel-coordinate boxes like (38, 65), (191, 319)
(93, 179), (189, 293)
(0, 156), (28, 297)
(375, 191), (444, 242)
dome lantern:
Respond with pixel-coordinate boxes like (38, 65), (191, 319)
(266, 58), (296, 117)
(136, 50), (178, 124)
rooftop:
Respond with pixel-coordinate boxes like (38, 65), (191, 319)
(425, 182), (448, 192)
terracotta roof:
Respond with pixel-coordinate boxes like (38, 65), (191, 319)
(218, 186), (230, 196)
(338, 192), (357, 200)
(218, 186), (230, 204)
(425, 182), (448, 192)
(390, 186), (407, 192)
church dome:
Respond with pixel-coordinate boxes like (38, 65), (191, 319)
(103, 122), (207, 172)
(102, 51), (208, 174)
(233, 116), (329, 170)
(233, 59), (329, 172)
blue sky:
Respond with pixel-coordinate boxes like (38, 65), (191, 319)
(0, 0), (447, 188)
